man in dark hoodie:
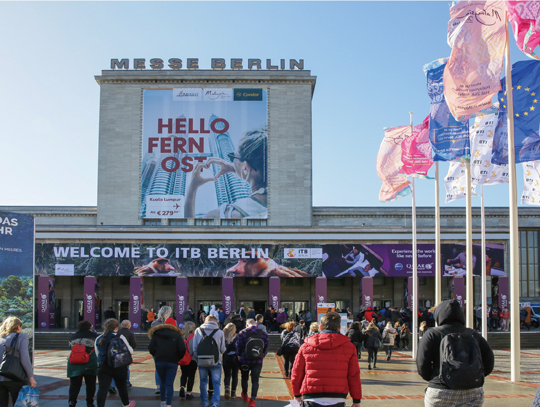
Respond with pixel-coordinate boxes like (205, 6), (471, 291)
(416, 299), (494, 407)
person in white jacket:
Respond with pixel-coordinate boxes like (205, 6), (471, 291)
(382, 321), (397, 361)
(209, 305), (219, 319)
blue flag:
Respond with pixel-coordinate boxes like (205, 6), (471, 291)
(492, 60), (540, 165)
(424, 59), (470, 161)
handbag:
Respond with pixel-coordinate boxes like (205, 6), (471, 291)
(373, 337), (382, 348)
(276, 346), (283, 357)
(0, 334), (28, 382)
(14, 385), (39, 407)
(382, 334), (391, 344)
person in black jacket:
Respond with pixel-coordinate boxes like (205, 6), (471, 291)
(118, 320), (137, 388)
(346, 322), (363, 359)
(416, 299), (494, 407)
(149, 318), (186, 407)
(364, 321), (382, 370)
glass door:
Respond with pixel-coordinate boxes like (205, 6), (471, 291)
(116, 300), (129, 322)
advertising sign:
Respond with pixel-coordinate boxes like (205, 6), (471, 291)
(176, 277), (188, 324)
(130, 278), (142, 330)
(317, 303), (335, 324)
(37, 276), (50, 329)
(315, 278), (327, 304)
(141, 88), (268, 219)
(362, 278), (373, 309)
(498, 277), (509, 310)
(269, 277), (280, 311)
(222, 278), (234, 317)
(83, 277), (96, 327)
(453, 277), (465, 308)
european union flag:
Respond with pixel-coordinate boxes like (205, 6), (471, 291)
(492, 60), (540, 165)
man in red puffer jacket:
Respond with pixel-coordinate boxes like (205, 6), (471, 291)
(291, 312), (362, 407)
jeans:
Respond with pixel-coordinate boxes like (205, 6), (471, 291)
(223, 361), (239, 394)
(69, 374), (97, 405)
(240, 363), (263, 399)
(180, 360), (198, 392)
(283, 348), (298, 375)
(156, 362), (178, 405)
(367, 347), (378, 366)
(96, 365), (130, 407)
(199, 364), (222, 407)
(384, 345), (393, 359)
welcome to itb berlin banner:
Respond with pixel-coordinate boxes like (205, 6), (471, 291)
(0, 212), (35, 331)
(141, 88), (268, 220)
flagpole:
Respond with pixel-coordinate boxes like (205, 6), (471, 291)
(435, 162), (442, 307)
(481, 184), (488, 339)
(466, 160), (474, 328)
(505, 15), (520, 383)
(410, 111), (418, 361)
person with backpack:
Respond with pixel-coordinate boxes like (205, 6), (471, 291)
(118, 320), (137, 388)
(364, 320), (382, 370)
(490, 305), (501, 331)
(179, 321), (197, 400)
(236, 318), (269, 407)
(280, 321), (301, 378)
(222, 323), (239, 400)
(67, 320), (99, 407)
(192, 315), (226, 407)
(95, 318), (135, 407)
(294, 320), (308, 344)
(148, 317), (185, 407)
(417, 299), (494, 407)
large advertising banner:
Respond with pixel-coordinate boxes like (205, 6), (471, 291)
(269, 277), (280, 311)
(130, 277), (142, 331)
(222, 278), (234, 317)
(315, 277), (327, 304)
(141, 88), (268, 219)
(176, 277), (188, 324)
(83, 277), (96, 328)
(0, 212), (34, 331)
(441, 243), (505, 277)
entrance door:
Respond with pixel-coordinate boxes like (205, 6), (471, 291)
(281, 301), (309, 321)
(76, 300), (83, 322)
(240, 301), (266, 316)
(116, 300), (129, 322)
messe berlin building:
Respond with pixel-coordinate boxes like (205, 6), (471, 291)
(2, 62), (540, 330)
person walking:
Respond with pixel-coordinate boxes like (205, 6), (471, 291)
(148, 317), (185, 407)
(346, 321), (363, 359)
(146, 308), (156, 331)
(307, 322), (319, 337)
(364, 320), (382, 370)
(118, 320), (137, 388)
(419, 321), (428, 340)
(294, 320), (308, 344)
(222, 323), (239, 400)
(382, 321), (397, 361)
(67, 320), (99, 407)
(95, 318), (135, 407)
(399, 322), (410, 350)
(276, 309), (287, 332)
(179, 321), (197, 400)
(280, 321), (301, 377)
(192, 315), (226, 407)
(0, 317), (37, 406)
(417, 299), (494, 407)
(236, 319), (269, 407)
(151, 306), (173, 394)
(256, 314), (266, 333)
(291, 312), (361, 407)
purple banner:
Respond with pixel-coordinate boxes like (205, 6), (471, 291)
(176, 277), (188, 324)
(95, 278), (101, 329)
(84, 277), (96, 328)
(407, 277), (419, 310)
(454, 277), (465, 308)
(222, 278), (234, 317)
(130, 277), (142, 331)
(315, 277), (327, 304)
(498, 277), (509, 309)
(37, 276), (50, 329)
(269, 277), (280, 310)
(362, 278), (373, 309)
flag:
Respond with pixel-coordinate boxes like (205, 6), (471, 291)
(443, 1), (506, 120)
(507, 1), (540, 60)
(521, 161), (540, 205)
(399, 115), (433, 177)
(424, 58), (470, 161)
(444, 159), (477, 203)
(470, 112), (509, 185)
(492, 60), (540, 164)
(377, 126), (412, 202)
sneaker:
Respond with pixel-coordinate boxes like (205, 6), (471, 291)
(248, 398), (256, 407)
(108, 387), (117, 395)
(124, 402), (136, 407)
(368, 365), (371, 370)
(155, 387), (160, 395)
(373, 365), (377, 369)
(186, 394), (194, 400)
(160, 402), (166, 407)
(126, 383), (133, 388)
(208, 390), (214, 398)
(387, 356), (390, 361)
(179, 387), (186, 399)
(231, 393), (236, 399)
(224, 388), (231, 400)
(242, 392), (249, 402)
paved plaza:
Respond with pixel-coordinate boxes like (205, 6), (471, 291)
(32, 347), (540, 407)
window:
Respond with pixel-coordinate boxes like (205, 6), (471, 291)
(120, 277), (131, 285)
(519, 230), (539, 297)
(143, 219), (162, 225)
(373, 277), (386, 286)
(170, 219), (188, 226)
(244, 277), (262, 285)
(248, 220), (267, 226)
(195, 219), (214, 226)
(221, 219), (241, 226)
(202, 277), (221, 286)
(161, 277), (175, 286)
(285, 278), (304, 286)
(327, 278), (345, 287)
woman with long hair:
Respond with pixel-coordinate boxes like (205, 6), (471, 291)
(67, 320), (99, 407)
(364, 320), (382, 370)
(95, 318), (135, 407)
(307, 322), (319, 337)
(382, 321), (397, 361)
(151, 306), (173, 394)
(346, 322), (363, 359)
(419, 321), (428, 339)
(0, 317), (37, 405)
(179, 321), (197, 400)
(222, 322), (239, 399)
(280, 321), (301, 378)
(399, 323), (410, 350)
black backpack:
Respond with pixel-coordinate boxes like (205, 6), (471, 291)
(107, 335), (133, 369)
(438, 328), (484, 390)
(245, 329), (265, 360)
(224, 337), (238, 365)
(197, 329), (219, 367)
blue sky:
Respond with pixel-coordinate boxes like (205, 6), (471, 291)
(0, 1), (531, 208)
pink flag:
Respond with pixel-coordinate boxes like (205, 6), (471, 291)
(443, 1), (507, 120)
(377, 125), (411, 202)
(507, 1), (540, 60)
(399, 115), (433, 176)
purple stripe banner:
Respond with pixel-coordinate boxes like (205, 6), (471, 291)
(454, 277), (465, 308)
(269, 277), (280, 310)
(498, 277), (509, 309)
(315, 277), (327, 304)
(222, 278), (234, 317)
(176, 277), (188, 324)
(130, 277), (142, 330)
(37, 276), (50, 329)
(362, 278), (373, 309)
(84, 277), (96, 328)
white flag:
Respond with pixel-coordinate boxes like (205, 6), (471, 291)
(470, 113), (509, 186)
(444, 159), (477, 203)
(521, 161), (540, 206)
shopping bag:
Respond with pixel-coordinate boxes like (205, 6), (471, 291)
(15, 385), (39, 407)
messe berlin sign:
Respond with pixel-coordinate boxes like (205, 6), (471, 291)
(110, 58), (304, 71)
